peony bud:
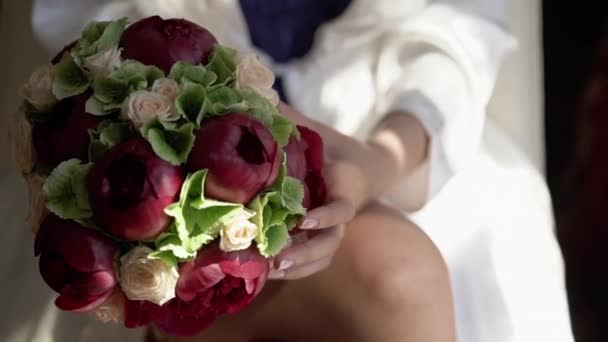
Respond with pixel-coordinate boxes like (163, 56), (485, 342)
(186, 113), (281, 204)
(88, 138), (184, 241)
(32, 93), (101, 168)
(120, 16), (218, 73)
(35, 215), (119, 312)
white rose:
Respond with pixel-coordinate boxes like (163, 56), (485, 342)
(85, 45), (122, 77)
(121, 90), (179, 128)
(152, 78), (181, 101)
(255, 87), (280, 107)
(20, 64), (57, 112)
(219, 210), (258, 252)
(236, 54), (279, 106)
(119, 246), (178, 306)
(91, 291), (125, 324)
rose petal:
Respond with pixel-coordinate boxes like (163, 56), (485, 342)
(55, 289), (113, 312)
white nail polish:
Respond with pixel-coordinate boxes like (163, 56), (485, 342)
(278, 259), (294, 271)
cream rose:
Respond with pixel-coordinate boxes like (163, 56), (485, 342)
(119, 246), (178, 306)
(236, 54), (280, 106)
(121, 90), (179, 128)
(20, 64), (57, 112)
(91, 291), (125, 324)
(85, 45), (122, 77)
(219, 210), (258, 252)
(152, 78), (181, 101)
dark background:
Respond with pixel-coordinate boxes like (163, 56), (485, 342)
(543, 2), (608, 341)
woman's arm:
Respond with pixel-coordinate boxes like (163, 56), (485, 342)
(279, 103), (430, 210)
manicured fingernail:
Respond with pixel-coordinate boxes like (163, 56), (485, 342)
(278, 259), (294, 271)
(300, 218), (319, 229)
(268, 270), (285, 279)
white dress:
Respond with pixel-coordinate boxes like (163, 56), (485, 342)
(0, 0), (573, 341)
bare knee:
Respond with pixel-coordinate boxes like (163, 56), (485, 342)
(342, 204), (451, 311)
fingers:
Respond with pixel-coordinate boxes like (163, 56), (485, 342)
(301, 200), (355, 230)
(281, 256), (333, 280)
(268, 225), (345, 280)
(277, 101), (312, 126)
(299, 161), (366, 230)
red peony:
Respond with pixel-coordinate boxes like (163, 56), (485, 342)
(120, 16), (218, 73)
(34, 214), (119, 312)
(187, 113), (281, 204)
(151, 244), (268, 337)
(284, 126), (327, 209)
(88, 138), (184, 241)
(32, 93), (100, 168)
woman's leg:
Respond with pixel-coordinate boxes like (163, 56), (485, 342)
(164, 203), (456, 342)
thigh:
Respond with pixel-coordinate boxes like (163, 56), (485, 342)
(163, 203), (454, 342)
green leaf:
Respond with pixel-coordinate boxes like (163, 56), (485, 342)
(88, 120), (133, 162)
(43, 159), (93, 220)
(263, 223), (290, 257)
(111, 60), (163, 90)
(85, 96), (111, 116)
(284, 214), (301, 231)
(183, 65), (218, 86)
(206, 86), (248, 115)
(237, 89), (274, 126)
(140, 119), (195, 165)
(92, 77), (129, 105)
(168, 62), (189, 81)
(280, 177), (306, 215)
(236, 89), (296, 146)
(148, 250), (178, 267)
(270, 113), (295, 147)
(205, 46), (237, 84)
(75, 18), (128, 58)
(160, 170), (246, 261)
(175, 83), (207, 123)
(52, 53), (90, 100)
(99, 121), (132, 146)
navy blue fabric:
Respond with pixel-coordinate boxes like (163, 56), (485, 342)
(238, 0), (352, 101)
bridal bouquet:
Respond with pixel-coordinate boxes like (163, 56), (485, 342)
(11, 16), (326, 337)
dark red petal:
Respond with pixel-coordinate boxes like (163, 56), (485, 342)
(63, 270), (117, 297)
(284, 134), (308, 181)
(153, 298), (217, 337)
(298, 126), (324, 172)
(306, 171), (328, 209)
(55, 289), (113, 312)
(187, 113), (281, 204)
(39, 255), (70, 293)
(125, 300), (164, 328)
(89, 138), (184, 241)
(176, 263), (225, 302)
(120, 16), (217, 73)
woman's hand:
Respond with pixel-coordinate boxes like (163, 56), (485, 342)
(269, 160), (368, 280)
